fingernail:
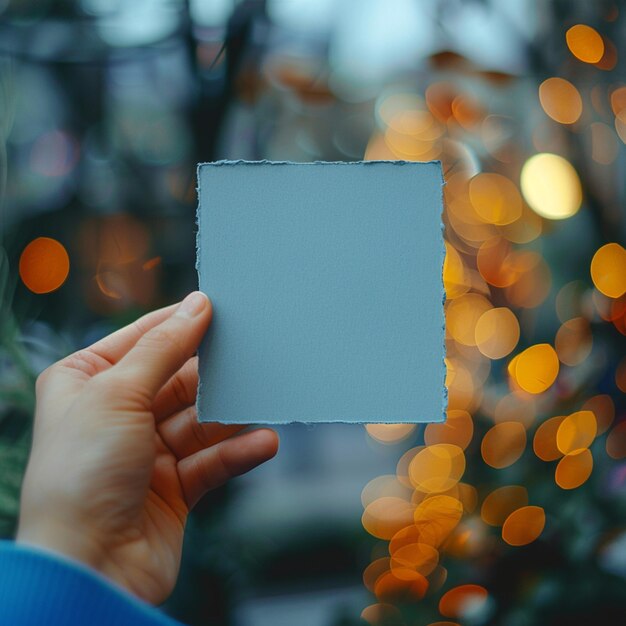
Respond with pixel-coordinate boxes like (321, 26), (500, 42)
(175, 291), (208, 319)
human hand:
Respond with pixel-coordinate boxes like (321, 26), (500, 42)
(17, 292), (279, 605)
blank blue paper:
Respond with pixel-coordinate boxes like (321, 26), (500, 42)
(196, 160), (445, 424)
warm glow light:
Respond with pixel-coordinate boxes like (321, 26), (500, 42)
(555, 449), (593, 489)
(363, 557), (390, 593)
(362, 497), (415, 540)
(469, 173), (522, 225)
(554, 317), (593, 366)
(439, 585), (488, 619)
(606, 422), (626, 459)
(475, 307), (520, 360)
(413, 495), (464, 546)
(19, 237), (70, 294)
(424, 410), (474, 450)
(481, 485), (529, 527)
(590, 243), (626, 299)
(390, 543), (439, 578)
(582, 395), (615, 435)
(513, 344), (560, 394)
(520, 153), (582, 220)
(361, 475), (412, 508)
(533, 415), (566, 461)
(361, 603), (403, 625)
(566, 24), (605, 64)
(374, 569), (429, 602)
(481, 422), (527, 469)
(538, 77), (583, 124)
(409, 445), (466, 493)
(446, 293), (492, 346)
(366, 424), (416, 444)
(556, 411), (597, 455)
(443, 241), (470, 299)
(502, 506), (545, 545)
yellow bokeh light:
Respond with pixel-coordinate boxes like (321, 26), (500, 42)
(363, 557), (390, 593)
(475, 307), (520, 360)
(520, 153), (582, 220)
(409, 444), (466, 493)
(538, 77), (583, 124)
(555, 449), (593, 489)
(374, 569), (429, 603)
(566, 24), (605, 63)
(443, 241), (470, 299)
(481, 422), (527, 469)
(361, 602), (403, 625)
(502, 506), (545, 545)
(556, 410), (597, 455)
(424, 409), (474, 450)
(514, 344), (560, 394)
(590, 243), (626, 299)
(481, 485), (529, 527)
(19, 237), (70, 294)
(469, 173), (522, 226)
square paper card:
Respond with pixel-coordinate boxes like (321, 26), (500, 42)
(196, 160), (445, 424)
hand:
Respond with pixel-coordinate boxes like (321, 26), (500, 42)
(17, 292), (279, 605)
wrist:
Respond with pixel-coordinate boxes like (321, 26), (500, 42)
(16, 517), (106, 575)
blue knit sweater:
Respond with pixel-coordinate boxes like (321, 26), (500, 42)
(0, 541), (181, 625)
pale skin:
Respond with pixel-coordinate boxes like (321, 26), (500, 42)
(16, 291), (279, 605)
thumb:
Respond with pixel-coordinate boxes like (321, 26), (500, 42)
(110, 291), (212, 404)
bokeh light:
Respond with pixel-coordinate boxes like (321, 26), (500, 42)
(424, 410), (473, 450)
(520, 153), (582, 220)
(474, 307), (520, 359)
(556, 410), (596, 455)
(439, 584), (488, 619)
(19, 237), (70, 294)
(501, 506), (546, 545)
(409, 445), (466, 493)
(512, 344), (559, 394)
(533, 415), (567, 461)
(538, 77), (582, 124)
(554, 317), (592, 366)
(481, 422), (526, 469)
(566, 24), (605, 63)
(481, 485), (529, 527)
(590, 243), (626, 299)
(366, 424), (417, 444)
(555, 449), (593, 489)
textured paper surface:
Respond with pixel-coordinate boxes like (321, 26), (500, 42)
(196, 160), (445, 424)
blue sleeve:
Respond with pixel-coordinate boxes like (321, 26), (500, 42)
(0, 541), (182, 625)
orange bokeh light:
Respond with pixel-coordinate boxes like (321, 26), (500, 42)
(538, 77), (583, 124)
(502, 506), (546, 545)
(481, 485), (529, 527)
(409, 445), (466, 493)
(424, 410), (474, 450)
(19, 237), (70, 294)
(556, 410), (597, 455)
(591, 243), (626, 299)
(475, 307), (520, 360)
(513, 344), (559, 394)
(566, 24), (604, 63)
(555, 449), (593, 489)
(439, 584), (488, 619)
(533, 415), (567, 461)
(481, 422), (527, 469)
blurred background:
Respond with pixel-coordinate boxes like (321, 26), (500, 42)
(1, 1), (626, 625)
